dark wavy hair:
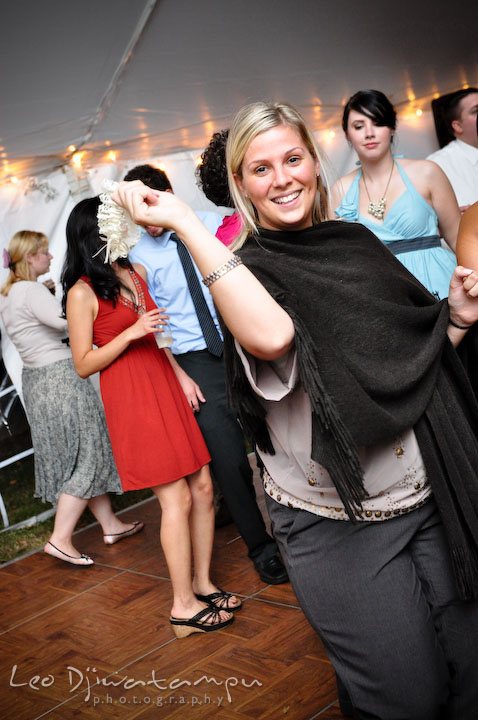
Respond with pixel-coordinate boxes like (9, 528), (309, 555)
(342, 90), (397, 132)
(123, 164), (172, 191)
(61, 196), (131, 316)
(196, 129), (233, 208)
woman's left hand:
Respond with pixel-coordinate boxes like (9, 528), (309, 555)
(175, 370), (206, 413)
(448, 266), (478, 327)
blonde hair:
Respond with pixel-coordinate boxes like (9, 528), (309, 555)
(1, 230), (48, 296)
(226, 101), (331, 250)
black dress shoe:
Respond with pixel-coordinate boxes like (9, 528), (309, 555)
(254, 555), (289, 584)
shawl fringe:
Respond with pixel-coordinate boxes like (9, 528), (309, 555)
(287, 306), (367, 519)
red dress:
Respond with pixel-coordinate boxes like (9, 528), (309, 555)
(82, 273), (210, 490)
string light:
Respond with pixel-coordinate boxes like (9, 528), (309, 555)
(328, 130), (336, 139)
(68, 145), (76, 153)
(415, 108), (423, 117)
(1, 174), (58, 201)
(195, 154), (203, 166)
(107, 150), (117, 162)
(72, 152), (84, 168)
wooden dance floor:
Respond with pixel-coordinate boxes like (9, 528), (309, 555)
(0, 460), (345, 720)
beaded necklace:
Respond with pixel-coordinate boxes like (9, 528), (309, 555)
(362, 161), (395, 221)
(117, 269), (146, 315)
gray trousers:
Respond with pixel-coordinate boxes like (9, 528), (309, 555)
(266, 495), (478, 720)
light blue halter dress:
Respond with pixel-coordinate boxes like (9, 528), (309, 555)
(335, 161), (456, 299)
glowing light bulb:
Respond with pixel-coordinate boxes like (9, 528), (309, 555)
(415, 108), (423, 117)
(10, 176), (19, 184)
(72, 152), (84, 168)
(328, 130), (336, 139)
(68, 145), (76, 153)
(195, 155), (203, 166)
(107, 150), (117, 162)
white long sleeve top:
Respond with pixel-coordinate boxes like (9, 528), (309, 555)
(0, 281), (70, 368)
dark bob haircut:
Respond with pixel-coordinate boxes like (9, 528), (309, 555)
(342, 90), (397, 132)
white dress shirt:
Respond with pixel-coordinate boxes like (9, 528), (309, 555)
(427, 139), (478, 207)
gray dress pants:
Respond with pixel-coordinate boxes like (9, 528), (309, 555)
(266, 495), (478, 720)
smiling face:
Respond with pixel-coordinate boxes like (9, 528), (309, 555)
(346, 109), (394, 161)
(235, 124), (319, 232)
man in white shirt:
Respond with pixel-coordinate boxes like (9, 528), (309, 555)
(427, 88), (478, 212)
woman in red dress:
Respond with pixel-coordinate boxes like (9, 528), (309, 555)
(62, 197), (240, 636)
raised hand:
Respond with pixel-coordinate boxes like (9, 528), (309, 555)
(112, 180), (193, 235)
(128, 308), (163, 341)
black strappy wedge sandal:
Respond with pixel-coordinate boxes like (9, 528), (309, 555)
(194, 589), (242, 612)
(170, 605), (235, 638)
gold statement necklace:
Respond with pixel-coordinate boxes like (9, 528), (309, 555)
(362, 161), (395, 220)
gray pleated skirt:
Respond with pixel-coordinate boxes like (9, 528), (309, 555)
(22, 358), (122, 504)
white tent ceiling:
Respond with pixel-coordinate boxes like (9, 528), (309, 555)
(1, 0), (477, 181)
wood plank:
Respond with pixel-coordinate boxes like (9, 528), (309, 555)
(0, 475), (348, 719)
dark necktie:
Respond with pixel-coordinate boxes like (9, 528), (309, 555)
(170, 233), (223, 357)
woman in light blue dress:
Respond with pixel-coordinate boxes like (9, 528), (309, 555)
(332, 90), (461, 299)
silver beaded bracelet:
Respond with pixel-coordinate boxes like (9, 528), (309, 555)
(202, 256), (243, 287)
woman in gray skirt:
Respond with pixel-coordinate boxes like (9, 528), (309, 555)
(0, 230), (143, 566)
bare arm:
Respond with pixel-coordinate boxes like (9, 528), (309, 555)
(425, 161), (460, 251)
(456, 203), (478, 270)
(132, 262), (147, 281)
(66, 280), (162, 378)
(113, 181), (295, 360)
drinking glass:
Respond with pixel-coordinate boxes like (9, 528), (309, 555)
(154, 321), (173, 349)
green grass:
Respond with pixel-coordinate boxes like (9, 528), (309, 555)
(0, 454), (46, 525)
(0, 456), (153, 565)
(0, 518), (55, 564)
